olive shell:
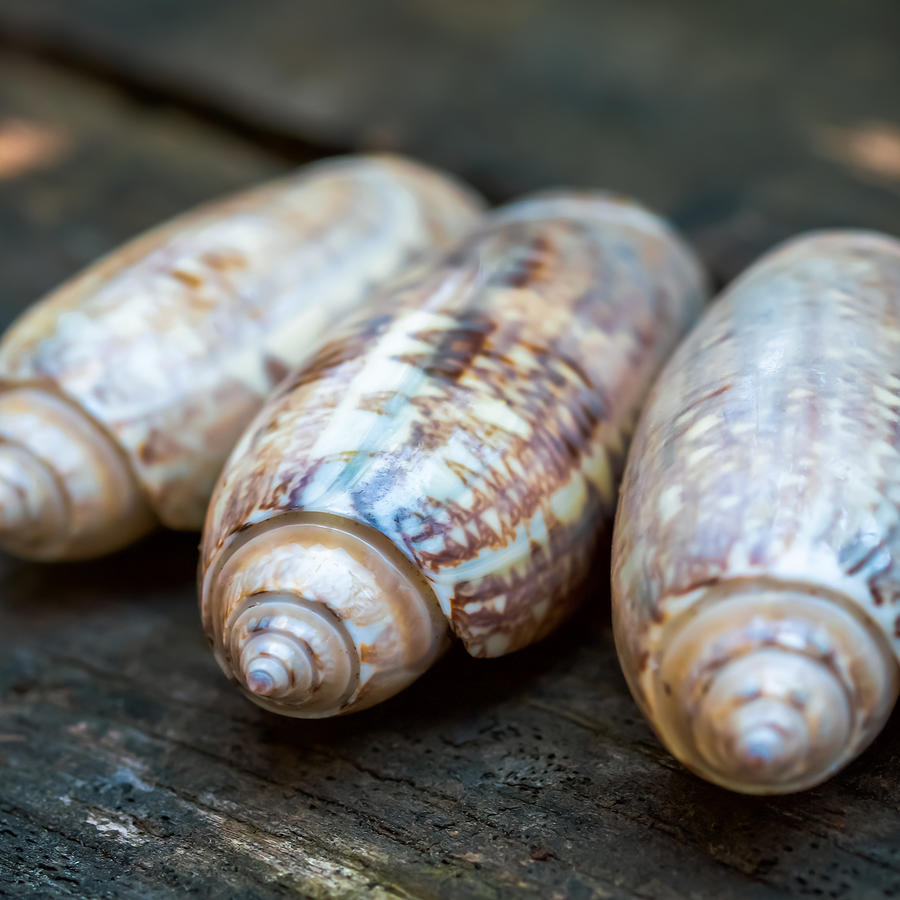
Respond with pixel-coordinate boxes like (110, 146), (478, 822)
(612, 230), (900, 792)
(0, 154), (484, 531)
(202, 192), (707, 667)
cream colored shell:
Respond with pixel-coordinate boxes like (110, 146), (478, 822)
(612, 230), (900, 794)
(201, 191), (707, 716)
(0, 154), (483, 559)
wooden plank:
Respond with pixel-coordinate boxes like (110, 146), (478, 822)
(0, 0), (898, 283)
(5, 530), (900, 897)
(0, 25), (900, 900)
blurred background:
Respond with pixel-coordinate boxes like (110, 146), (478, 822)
(1, 2), (899, 897)
(1, 0), (898, 315)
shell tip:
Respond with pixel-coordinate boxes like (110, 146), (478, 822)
(731, 718), (803, 780)
(649, 591), (899, 794)
(246, 668), (277, 697)
(692, 649), (848, 792)
(238, 630), (317, 705)
(239, 647), (295, 698)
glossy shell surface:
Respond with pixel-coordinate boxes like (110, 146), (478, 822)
(0, 154), (483, 529)
(202, 192), (707, 666)
(612, 231), (900, 792)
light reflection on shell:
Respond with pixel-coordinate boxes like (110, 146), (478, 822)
(612, 230), (900, 794)
(201, 191), (707, 716)
(0, 154), (483, 558)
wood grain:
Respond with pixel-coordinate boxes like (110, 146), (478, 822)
(6, 529), (900, 898)
(0, 2), (898, 894)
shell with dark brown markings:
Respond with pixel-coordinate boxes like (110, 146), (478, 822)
(0, 154), (483, 559)
(612, 230), (900, 794)
(200, 191), (708, 717)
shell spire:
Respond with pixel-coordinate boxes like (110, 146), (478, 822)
(0, 388), (153, 560)
(201, 190), (707, 716)
(647, 587), (895, 792)
(612, 230), (900, 794)
(204, 514), (449, 716)
(0, 154), (483, 560)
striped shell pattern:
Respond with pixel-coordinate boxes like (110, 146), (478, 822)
(612, 231), (900, 793)
(0, 154), (482, 558)
(200, 191), (707, 716)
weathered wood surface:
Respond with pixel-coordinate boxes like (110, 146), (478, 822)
(0, 51), (287, 318)
(0, 2), (898, 896)
(0, 0), (898, 284)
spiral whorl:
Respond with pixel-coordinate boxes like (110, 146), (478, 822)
(645, 588), (898, 794)
(225, 591), (357, 714)
(202, 513), (450, 717)
(0, 442), (66, 552)
(691, 648), (851, 787)
(0, 388), (154, 559)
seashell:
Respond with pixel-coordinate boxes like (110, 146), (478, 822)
(0, 154), (483, 559)
(612, 230), (900, 794)
(200, 191), (707, 717)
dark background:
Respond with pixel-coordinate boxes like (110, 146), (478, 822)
(0, 2), (898, 897)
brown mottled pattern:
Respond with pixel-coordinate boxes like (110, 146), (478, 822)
(613, 230), (900, 709)
(203, 193), (706, 657)
(0, 155), (483, 528)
